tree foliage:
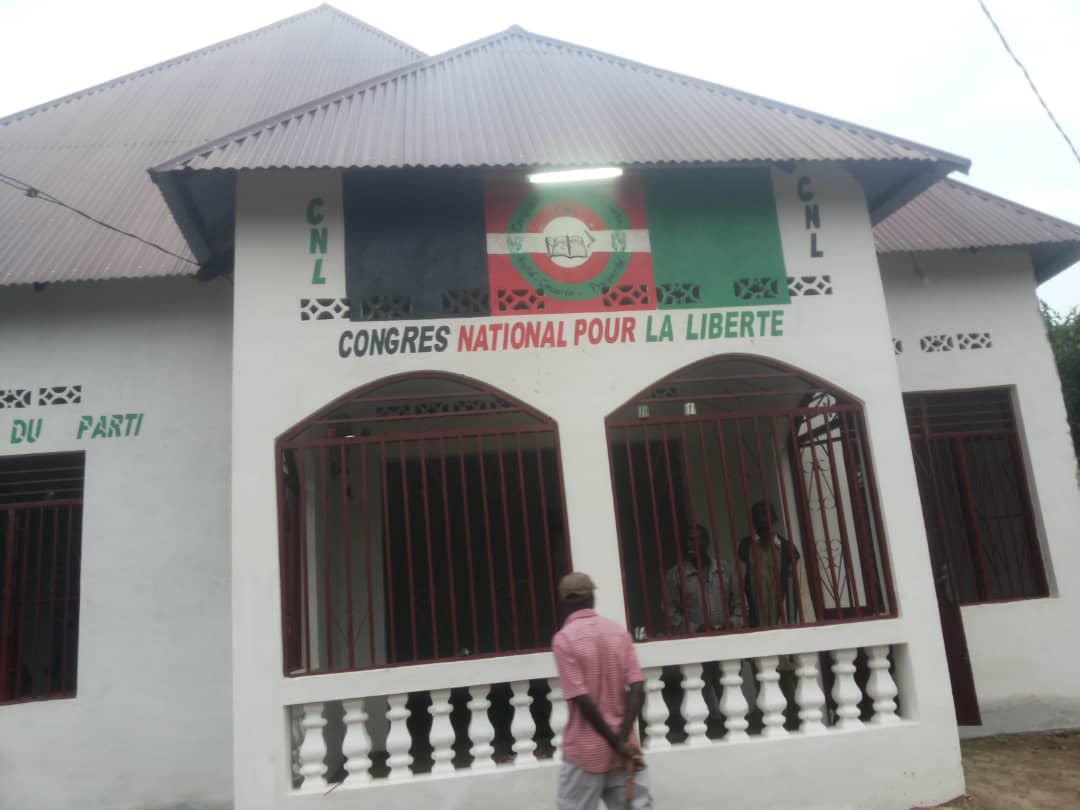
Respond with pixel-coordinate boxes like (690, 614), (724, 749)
(1041, 301), (1080, 462)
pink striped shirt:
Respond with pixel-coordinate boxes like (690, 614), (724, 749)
(552, 608), (644, 773)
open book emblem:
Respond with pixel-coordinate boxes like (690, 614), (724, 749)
(545, 231), (595, 260)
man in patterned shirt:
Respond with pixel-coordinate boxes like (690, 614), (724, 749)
(552, 572), (651, 809)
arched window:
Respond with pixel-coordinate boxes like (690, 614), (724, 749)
(605, 355), (894, 640)
(277, 373), (571, 675)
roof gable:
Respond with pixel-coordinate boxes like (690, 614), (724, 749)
(0, 4), (423, 285)
(156, 26), (968, 177)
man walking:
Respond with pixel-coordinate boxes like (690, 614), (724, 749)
(553, 572), (651, 809)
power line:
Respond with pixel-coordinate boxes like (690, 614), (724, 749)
(0, 170), (200, 266)
(977, 0), (1080, 168)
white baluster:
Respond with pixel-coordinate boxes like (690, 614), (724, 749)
(718, 660), (749, 742)
(385, 693), (414, 781)
(468, 684), (496, 770)
(509, 680), (537, 764)
(793, 653), (827, 735)
(547, 679), (569, 760)
(866, 646), (900, 724)
(642, 667), (671, 750)
(680, 663), (710, 746)
(754, 656), (788, 738)
(831, 648), (864, 730)
(429, 689), (456, 775)
(341, 698), (372, 785)
(297, 702), (328, 792)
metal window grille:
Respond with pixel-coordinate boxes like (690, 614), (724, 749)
(277, 374), (572, 675)
(904, 388), (1048, 603)
(1, 452), (84, 703)
(605, 356), (894, 640)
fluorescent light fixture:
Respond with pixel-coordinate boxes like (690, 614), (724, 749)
(527, 167), (623, 184)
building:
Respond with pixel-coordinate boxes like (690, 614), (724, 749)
(2, 6), (1079, 810)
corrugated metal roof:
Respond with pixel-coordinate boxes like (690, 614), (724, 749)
(874, 178), (1080, 281)
(0, 4), (423, 286)
(154, 26), (970, 174)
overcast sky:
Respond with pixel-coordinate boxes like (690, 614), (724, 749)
(1, 0), (1077, 310)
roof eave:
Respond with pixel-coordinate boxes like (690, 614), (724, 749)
(865, 160), (969, 226)
(149, 169), (214, 268)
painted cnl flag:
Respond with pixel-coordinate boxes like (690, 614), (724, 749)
(485, 175), (655, 315)
(645, 168), (789, 310)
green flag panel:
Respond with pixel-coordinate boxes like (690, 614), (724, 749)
(644, 168), (789, 309)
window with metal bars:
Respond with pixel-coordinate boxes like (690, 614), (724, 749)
(277, 374), (572, 675)
(1, 452), (84, 703)
(904, 388), (1048, 604)
(605, 356), (895, 640)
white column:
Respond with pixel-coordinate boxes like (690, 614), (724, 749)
(831, 648), (864, 730)
(385, 693), (414, 781)
(755, 656), (788, 738)
(547, 679), (569, 760)
(297, 702), (328, 792)
(680, 663), (710, 746)
(429, 688), (456, 775)
(718, 660), (749, 741)
(510, 680), (537, 764)
(468, 684), (496, 771)
(642, 667), (671, 750)
(866, 646), (900, 724)
(793, 653), (827, 735)
(341, 698), (372, 786)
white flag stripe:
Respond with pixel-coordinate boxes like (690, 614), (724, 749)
(486, 229), (651, 255)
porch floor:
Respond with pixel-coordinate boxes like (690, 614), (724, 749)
(921, 729), (1080, 809)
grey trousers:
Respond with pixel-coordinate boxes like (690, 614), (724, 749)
(557, 761), (653, 810)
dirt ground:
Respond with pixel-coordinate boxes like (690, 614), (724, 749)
(920, 730), (1080, 809)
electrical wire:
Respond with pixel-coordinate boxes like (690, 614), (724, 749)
(0, 170), (200, 266)
(977, 0), (1080, 167)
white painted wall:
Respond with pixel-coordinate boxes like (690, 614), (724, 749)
(882, 249), (1080, 735)
(0, 278), (233, 810)
(229, 166), (964, 809)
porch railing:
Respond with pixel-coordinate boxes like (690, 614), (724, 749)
(285, 628), (905, 793)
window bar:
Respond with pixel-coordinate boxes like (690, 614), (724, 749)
(339, 445), (355, 670)
(785, 414), (831, 617)
(765, 417), (807, 623)
(919, 402), (965, 604)
(693, 420), (732, 629)
(748, 416), (790, 624)
(59, 507), (75, 695)
(437, 438), (460, 658)
(457, 437), (481, 655)
(1, 510), (15, 699)
(802, 415), (845, 613)
(714, 420), (751, 627)
(657, 424), (690, 635)
(853, 412), (895, 613)
(396, 440), (419, 662)
(966, 435), (1018, 597)
(534, 443), (558, 626)
(494, 435), (521, 650)
(734, 417), (772, 627)
(29, 506), (45, 697)
(988, 436), (1031, 596)
(952, 437), (994, 601)
(835, 411), (882, 615)
(513, 434), (541, 648)
(321, 447), (334, 671)
(45, 506), (61, 695)
(1006, 431), (1049, 596)
(360, 444), (376, 668)
(298, 455), (312, 673)
(380, 441), (397, 664)
(618, 426), (654, 637)
(817, 411), (862, 618)
(639, 422), (673, 637)
(672, 421), (712, 630)
(476, 437), (501, 653)
(417, 440), (440, 659)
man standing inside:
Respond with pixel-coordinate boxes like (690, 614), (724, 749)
(553, 572), (651, 809)
(665, 523), (742, 635)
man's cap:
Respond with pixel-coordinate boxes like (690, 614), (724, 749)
(558, 572), (596, 602)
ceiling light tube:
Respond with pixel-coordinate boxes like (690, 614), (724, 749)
(527, 167), (623, 184)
